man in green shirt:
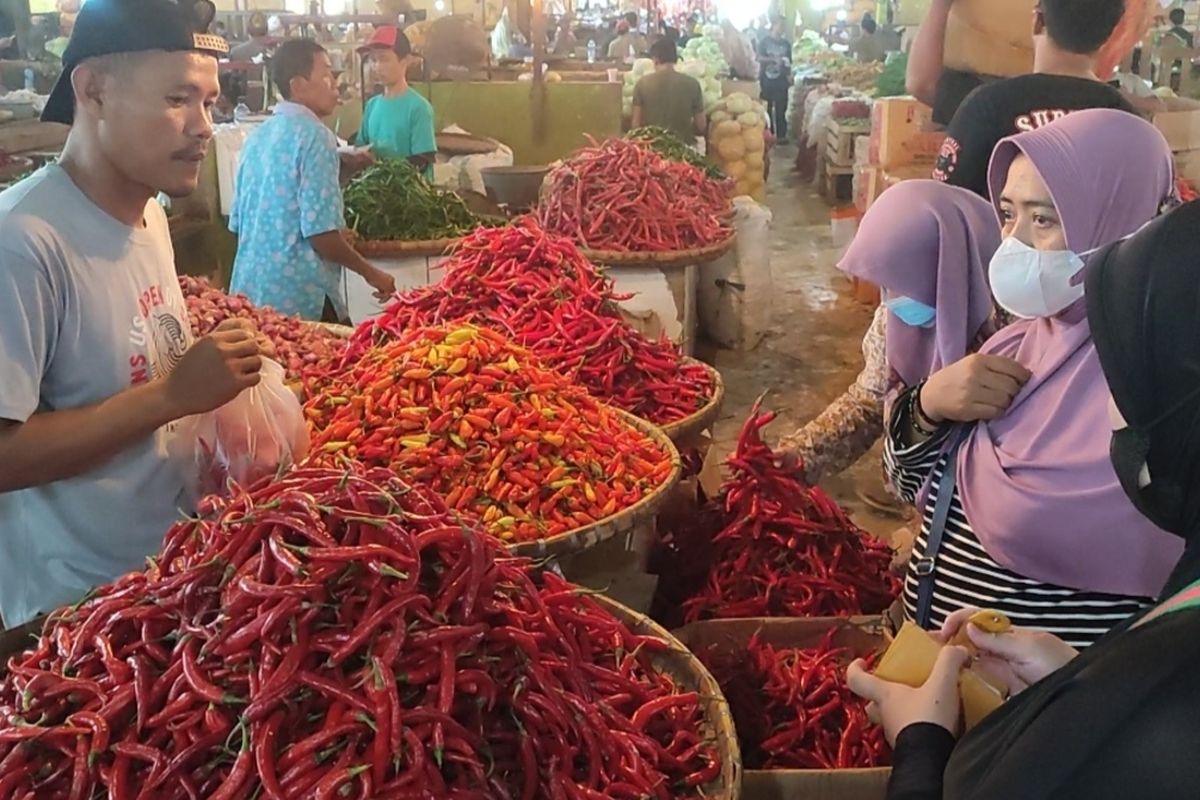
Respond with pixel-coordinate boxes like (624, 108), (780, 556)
(630, 38), (706, 142)
(357, 26), (437, 172)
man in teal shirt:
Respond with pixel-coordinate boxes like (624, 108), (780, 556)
(357, 27), (437, 173)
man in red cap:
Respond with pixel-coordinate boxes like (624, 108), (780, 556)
(0, 0), (270, 626)
(356, 26), (437, 174)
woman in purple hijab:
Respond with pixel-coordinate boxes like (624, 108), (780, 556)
(779, 182), (1002, 491)
(884, 109), (1181, 649)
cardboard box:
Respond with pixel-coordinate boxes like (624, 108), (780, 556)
(869, 97), (945, 170)
(883, 164), (937, 190)
(1155, 109), (1200, 152)
(1174, 149), (1200, 189)
(673, 617), (890, 800)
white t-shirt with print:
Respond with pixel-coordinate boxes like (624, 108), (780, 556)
(0, 165), (192, 626)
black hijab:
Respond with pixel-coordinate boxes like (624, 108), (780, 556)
(1088, 199), (1200, 591)
(938, 201), (1200, 800)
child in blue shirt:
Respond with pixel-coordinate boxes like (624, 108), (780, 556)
(357, 27), (437, 174)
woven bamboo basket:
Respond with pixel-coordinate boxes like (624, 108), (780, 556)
(595, 594), (743, 799)
(350, 235), (462, 258)
(659, 359), (725, 443)
(506, 408), (682, 560)
(582, 234), (737, 270)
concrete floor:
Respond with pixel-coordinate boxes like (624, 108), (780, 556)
(695, 146), (902, 541)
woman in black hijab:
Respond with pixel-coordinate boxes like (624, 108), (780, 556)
(848, 199), (1200, 800)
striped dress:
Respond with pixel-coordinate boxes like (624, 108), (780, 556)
(884, 395), (1149, 649)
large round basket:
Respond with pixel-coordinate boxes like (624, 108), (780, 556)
(659, 359), (725, 443)
(506, 408), (682, 560)
(593, 594), (743, 799)
(582, 234), (736, 270)
(351, 235), (462, 258)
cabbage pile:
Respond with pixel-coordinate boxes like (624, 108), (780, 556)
(683, 27), (731, 81)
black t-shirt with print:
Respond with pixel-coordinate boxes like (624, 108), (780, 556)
(932, 73), (1135, 198)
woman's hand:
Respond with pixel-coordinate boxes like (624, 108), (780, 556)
(936, 608), (1079, 695)
(846, 645), (970, 746)
(919, 354), (1032, 423)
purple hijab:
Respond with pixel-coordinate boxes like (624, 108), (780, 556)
(958, 109), (1182, 598)
(839, 180), (1000, 388)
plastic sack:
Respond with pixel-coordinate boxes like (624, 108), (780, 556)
(697, 196), (774, 350)
(173, 358), (309, 501)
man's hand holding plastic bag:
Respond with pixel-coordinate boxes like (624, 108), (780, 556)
(172, 319), (309, 500)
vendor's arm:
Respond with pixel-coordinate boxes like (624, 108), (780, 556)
(309, 232), (395, 300)
(780, 305), (888, 483)
(298, 131), (397, 302)
(690, 78), (707, 136)
(407, 99), (438, 172)
(905, 0), (954, 106)
(0, 260), (264, 492)
(631, 80), (646, 128)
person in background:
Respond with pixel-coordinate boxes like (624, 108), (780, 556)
(608, 13), (647, 60)
(1167, 7), (1194, 47)
(848, 199), (1200, 800)
(904, 0), (982, 125)
(0, 0), (268, 627)
(780, 180), (1002, 488)
(630, 38), (705, 141)
(551, 13), (577, 56)
(229, 12), (270, 62)
(887, 110), (1179, 649)
(211, 20), (229, 44)
(850, 13), (886, 63)
(229, 39), (395, 322)
(0, 4), (16, 59)
(931, 0), (1133, 198)
(357, 26), (436, 174)
(757, 17), (791, 140)
(780, 181), (1002, 569)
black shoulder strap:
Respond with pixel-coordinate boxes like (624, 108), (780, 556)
(914, 431), (967, 628)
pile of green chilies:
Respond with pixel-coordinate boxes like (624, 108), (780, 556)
(344, 159), (486, 242)
(626, 126), (725, 180)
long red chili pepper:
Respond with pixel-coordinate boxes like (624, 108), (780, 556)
(340, 219), (716, 425)
(536, 137), (733, 253)
(650, 399), (900, 627)
(698, 629), (890, 770)
(0, 465), (717, 796)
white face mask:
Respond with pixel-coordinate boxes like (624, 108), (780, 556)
(988, 237), (1086, 319)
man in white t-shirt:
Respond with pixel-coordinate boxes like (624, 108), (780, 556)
(0, 0), (269, 627)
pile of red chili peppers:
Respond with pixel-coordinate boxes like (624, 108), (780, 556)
(697, 630), (889, 770)
(344, 220), (715, 425)
(536, 138), (732, 253)
(0, 466), (719, 798)
(653, 400), (899, 626)
(180, 276), (347, 386)
(307, 324), (674, 543)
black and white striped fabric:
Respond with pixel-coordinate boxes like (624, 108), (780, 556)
(884, 407), (1149, 649)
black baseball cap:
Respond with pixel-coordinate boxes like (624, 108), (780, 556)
(42, 0), (229, 125)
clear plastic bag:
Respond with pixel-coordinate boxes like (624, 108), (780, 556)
(173, 358), (310, 501)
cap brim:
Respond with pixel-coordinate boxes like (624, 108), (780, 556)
(40, 67), (75, 125)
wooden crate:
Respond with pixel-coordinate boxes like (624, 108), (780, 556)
(825, 120), (870, 168)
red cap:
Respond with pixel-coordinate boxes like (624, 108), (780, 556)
(359, 25), (412, 57)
